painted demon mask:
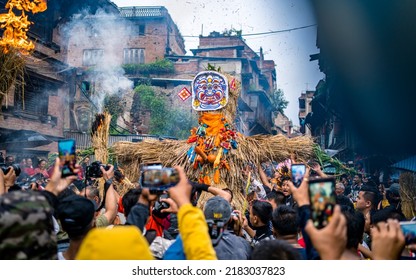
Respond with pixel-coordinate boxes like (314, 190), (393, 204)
(192, 71), (229, 111)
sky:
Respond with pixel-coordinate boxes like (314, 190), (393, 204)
(111, 0), (324, 125)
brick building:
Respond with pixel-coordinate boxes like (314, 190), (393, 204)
(298, 89), (315, 136)
(0, 0), (119, 161)
(63, 6), (187, 135)
(165, 32), (277, 136)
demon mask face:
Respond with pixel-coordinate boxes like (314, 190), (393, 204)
(192, 71), (229, 111)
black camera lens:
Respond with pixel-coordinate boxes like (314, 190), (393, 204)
(0, 165), (8, 174)
(152, 193), (170, 218)
(0, 163), (20, 177)
(85, 161), (111, 178)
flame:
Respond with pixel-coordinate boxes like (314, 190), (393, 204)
(0, 0), (47, 55)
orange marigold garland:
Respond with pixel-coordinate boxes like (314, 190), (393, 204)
(187, 112), (239, 184)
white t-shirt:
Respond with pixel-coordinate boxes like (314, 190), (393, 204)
(57, 251), (66, 260)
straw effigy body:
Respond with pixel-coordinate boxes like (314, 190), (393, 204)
(91, 112), (111, 199)
(91, 112), (111, 164)
(112, 134), (315, 211)
(399, 172), (416, 219)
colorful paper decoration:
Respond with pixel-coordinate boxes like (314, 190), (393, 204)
(230, 78), (237, 91)
(178, 87), (191, 101)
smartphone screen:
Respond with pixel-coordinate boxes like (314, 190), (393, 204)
(58, 139), (77, 177)
(309, 177), (336, 229)
(400, 221), (416, 245)
(291, 163), (306, 187)
(140, 163), (179, 191)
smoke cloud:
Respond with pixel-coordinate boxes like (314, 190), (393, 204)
(60, 9), (134, 112)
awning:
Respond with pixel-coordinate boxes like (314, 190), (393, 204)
(0, 130), (52, 150)
(391, 155), (416, 172)
(324, 149), (340, 157)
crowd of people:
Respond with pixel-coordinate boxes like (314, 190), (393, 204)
(0, 154), (93, 191)
(0, 152), (415, 260)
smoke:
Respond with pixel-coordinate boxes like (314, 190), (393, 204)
(61, 9), (134, 112)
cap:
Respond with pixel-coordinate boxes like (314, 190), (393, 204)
(57, 195), (95, 238)
(0, 190), (57, 259)
(386, 183), (400, 196)
(203, 196), (232, 223)
(76, 226), (154, 260)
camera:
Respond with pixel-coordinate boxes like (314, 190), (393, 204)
(0, 163), (21, 177)
(152, 193), (170, 218)
(139, 163), (179, 191)
(231, 211), (239, 219)
(19, 176), (38, 189)
(85, 161), (111, 178)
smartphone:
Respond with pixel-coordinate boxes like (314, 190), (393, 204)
(291, 163), (306, 187)
(58, 139), (77, 177)
(308, 177), (336, 229)
(139, 163), (179, 192)
(400, 221), (416, 245)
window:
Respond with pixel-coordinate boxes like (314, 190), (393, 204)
(14, 76), (50, 116)
(81, 81), (90, 93)
(82, 49), (104, 66)
(299, 98), (306, 109)
(128, 24), (145, 36)
(139, 24), (145, 36)
(123, 48), (145, 64)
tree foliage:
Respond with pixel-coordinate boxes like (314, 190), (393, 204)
(222, 28), (243, 37)
(103, 94), (125, 134)
(122, 59), (174, 76)
(133, 85), (197, 139)
(270, 88), (289, 114)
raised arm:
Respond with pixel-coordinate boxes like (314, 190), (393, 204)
(101, 165), (118, 224)
(258, 164), (272, 189)
(168, 166), (217, 260)
(0, 169), (5, 195)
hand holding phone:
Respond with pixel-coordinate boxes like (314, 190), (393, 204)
(308, 177), (336, 229)
(291, 163), (306, 187)
(58, 139), (77, 178)
(400, 221), (416, 245)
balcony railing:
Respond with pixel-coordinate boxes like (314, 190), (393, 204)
(119, 6), (166, 18)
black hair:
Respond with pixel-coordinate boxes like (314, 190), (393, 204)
(360, 185), (382, 210)
(121, 188), (142, 218)
(340, 174), (349, 180)
(386, 190), (401, 205)
(251, 200), (273, 225)
(336, 195), (354, 210)
(370, 207), (406, 224)
(5, 155), (14, 162)
(251, 239), (302, 260)
(271, 205), (299, 236)
(57, 187), (76, 200)
(267, 190), (285, 206)
(341, 206), (365, 249)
